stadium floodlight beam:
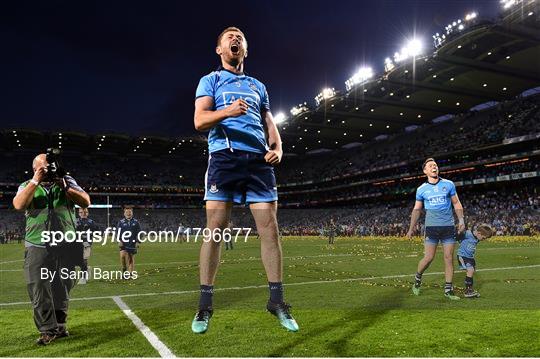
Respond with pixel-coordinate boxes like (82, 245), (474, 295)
(500, 0), (517, 9)
(345, 66), (374, 91)
(384, 57), (395, 72)
(322, 87), (335, 99)
(315, 87), (335, 106)
(273, 112), (287, 124)
(393, 38), (424, 62)
(290, 102), (309, 116)
(406, 39), (423, 56)
(465, 12), (477, 20)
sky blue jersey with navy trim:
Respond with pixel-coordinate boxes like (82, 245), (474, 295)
(457, 230), (479, 258)
(195, 69), (270, 154)
(415, 178), (457, 227)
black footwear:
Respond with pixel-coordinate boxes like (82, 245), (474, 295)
(191, 309), (213, 334)
(464, 288), (481, 298)
(266, 301), (299, 332)
(36, 332), (56, 345)
(55, 326), (70, 338)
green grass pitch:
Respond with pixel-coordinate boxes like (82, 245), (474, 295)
(1, 236), (539, 357)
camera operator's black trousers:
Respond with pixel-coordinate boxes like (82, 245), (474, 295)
(23, 246), (76, 334)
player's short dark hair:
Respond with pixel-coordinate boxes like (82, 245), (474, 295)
(217, 27), (246, 46)
(422, 158), (436, 169)
(123, 205), (134, 210)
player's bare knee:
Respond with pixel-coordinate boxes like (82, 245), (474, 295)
(260, 231), (280, 245)
(423, 253), (435, 263)
(202, 236), (223, 246)
(257, 216), (277, 232)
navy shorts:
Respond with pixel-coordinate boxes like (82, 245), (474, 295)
(204, 149), (278, 204)
(120, 246), (137, 255)
(425, 226), (456, 246)
(457, 255), (476, 270)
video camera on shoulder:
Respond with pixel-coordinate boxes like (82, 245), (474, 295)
(45, 148), (67, 181)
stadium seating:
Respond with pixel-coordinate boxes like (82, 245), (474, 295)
(1, 95), (538, 238)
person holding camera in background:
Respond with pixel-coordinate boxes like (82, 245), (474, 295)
(12, 151), (90, 345)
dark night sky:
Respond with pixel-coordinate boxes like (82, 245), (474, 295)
(1, 0), (500, 137)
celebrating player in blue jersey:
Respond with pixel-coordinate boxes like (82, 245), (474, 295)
(406, 158), (465, 300)
(117, 206), (141, 278)
(457, 223), (494, 298)
(191, 27), (298, 334)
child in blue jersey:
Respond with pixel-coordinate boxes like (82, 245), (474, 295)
(457, 223), (495, 298)
(191, 27), (297, 334)
(407, 158), (466, 300)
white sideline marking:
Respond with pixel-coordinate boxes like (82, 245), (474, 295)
(0, 259), (24, 264)
(112, 296), (176, 358)
(0, 252), (368, 271)
(1, 264), (538, 307)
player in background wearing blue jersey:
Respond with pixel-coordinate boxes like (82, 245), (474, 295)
(191, 27), (298, 333)
(117, 206), (141, 278)
(406, 158), (465, 300)
(457, 223), (494, 298)
(76, 207), (100, 284)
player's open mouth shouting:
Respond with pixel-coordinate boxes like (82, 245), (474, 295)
(230, 42), (240, 55)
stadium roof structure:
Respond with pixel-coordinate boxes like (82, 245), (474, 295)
(0, 129), (208, 158)
(279, 0), (540, 154)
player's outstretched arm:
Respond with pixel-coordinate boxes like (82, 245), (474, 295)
(451, 194), (465, 233)
(406, 200), (423, 239)
(194, 96), (248, 131)
(263, 110), (283, 165)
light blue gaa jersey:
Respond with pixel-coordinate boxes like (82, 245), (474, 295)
(195, 68), (270, 154)
(415, 178), (457, 227)
(457, 230), (479, 258)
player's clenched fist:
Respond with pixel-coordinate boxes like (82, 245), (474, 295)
(225, 99), (248, 117)
(264, 149), (282, 165)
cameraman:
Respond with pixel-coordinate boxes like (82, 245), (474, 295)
(13, 153), (90, 345)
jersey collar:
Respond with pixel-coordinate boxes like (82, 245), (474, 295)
(425, 177), (441, 186)
(216, 65), (246, 77)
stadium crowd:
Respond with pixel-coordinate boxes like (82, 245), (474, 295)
(279, 95), (540, 184)
(1, 184), (537, 242)
(1, 95), (538, 191)
(0, 96), (538, 240)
